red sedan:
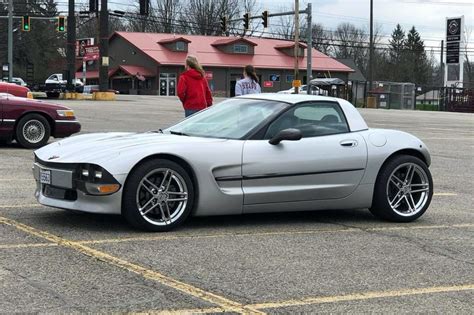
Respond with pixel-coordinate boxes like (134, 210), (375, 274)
(0, 82), (31, 98)
(0, 93), (81, 149)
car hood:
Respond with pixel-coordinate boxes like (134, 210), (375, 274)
(35, 132), (227, 164)
(7, 95), (71, 110)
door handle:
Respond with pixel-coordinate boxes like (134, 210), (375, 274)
(340, 140), (358, 147)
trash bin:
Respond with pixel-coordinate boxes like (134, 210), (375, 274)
(367, 96), (376, 108)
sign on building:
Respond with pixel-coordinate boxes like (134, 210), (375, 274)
(205, 71), (213, 80)
(269, 74), (280, 82)
(263, 81), (273, 88)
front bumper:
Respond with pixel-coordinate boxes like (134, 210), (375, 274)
(33, 161), (125, 215)
(53, 120), (82, 138)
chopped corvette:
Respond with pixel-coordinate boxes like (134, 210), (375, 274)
(1, 93), (81, 148)
(33, 94), (433, 231)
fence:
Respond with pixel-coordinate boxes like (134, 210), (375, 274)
(415, 86), (474, 113)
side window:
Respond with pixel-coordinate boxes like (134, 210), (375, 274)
(264, 102), (349, 139)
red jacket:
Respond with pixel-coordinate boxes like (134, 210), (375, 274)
(177, 69), (213, 110)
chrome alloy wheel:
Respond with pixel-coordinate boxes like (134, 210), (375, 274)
(386, 162), (431, 216)
(136, 168), (188, 226)
(22, 119), (45, 144)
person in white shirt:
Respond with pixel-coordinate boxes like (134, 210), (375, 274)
(235, 65), (261, 96)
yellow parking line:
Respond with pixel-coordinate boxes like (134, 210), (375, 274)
(78, 223), (474, 246)
(129, 284), (474, 314)
(0, 179), (33, 181)
(132, 307), (226, 315)
(248, 284), (474, 310)
(0, 243), (57, 249)
(434, 193), (458, 196)
(0, 216), (264, 315)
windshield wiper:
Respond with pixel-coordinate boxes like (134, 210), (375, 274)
(148, 129), (164, 133)
(169, 130), (190, 136)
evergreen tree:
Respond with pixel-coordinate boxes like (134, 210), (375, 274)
(405, 26), (429, 85)
(388, 24), (406, 81)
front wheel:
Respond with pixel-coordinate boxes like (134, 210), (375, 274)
(370, 155), (433, 222)
(15, 114), (51, 149)
(122, 159), (195, 232)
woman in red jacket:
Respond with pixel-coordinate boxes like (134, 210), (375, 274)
(177, 55), (213, 117)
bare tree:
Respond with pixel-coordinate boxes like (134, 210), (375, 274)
(153, 0), (183, 33)
(271, 5), (306, 40)
(178, 0), (237, 35)
(463, 26), (473, 88)
(309, 23), (333, 55)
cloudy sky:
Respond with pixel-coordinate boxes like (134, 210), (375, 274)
(260, 0), (473, 49)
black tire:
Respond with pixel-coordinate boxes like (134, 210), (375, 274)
(370, 155), (433, 222)
(15, 113), (51, 149)
(122, 159), (195, 232)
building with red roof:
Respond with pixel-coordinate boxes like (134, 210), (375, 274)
(77, 32), (353, 96)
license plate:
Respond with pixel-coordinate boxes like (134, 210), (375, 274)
(40, 169), (51, 185)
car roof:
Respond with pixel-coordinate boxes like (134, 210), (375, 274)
(237, 93), (339, 104)
(236, 93), (368, 132)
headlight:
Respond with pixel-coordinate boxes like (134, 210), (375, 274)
(75, 164), (121, 196)
(56, 110), (75, 117)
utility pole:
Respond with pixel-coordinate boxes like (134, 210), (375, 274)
(294, 0), (299, 94)
(99, 0), (109, 91)
(7, 0), (13, 82)
(368, 0), (374, 93)
(306, 2), (312, 94)
(67, 0), (76, 91)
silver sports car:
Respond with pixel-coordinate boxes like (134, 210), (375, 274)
(33, 94), (433, 231)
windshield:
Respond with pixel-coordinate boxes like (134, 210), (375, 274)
(167, 98), (289, 139)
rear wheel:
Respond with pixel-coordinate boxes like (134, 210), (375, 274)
(122, 159), (194, 231)
(370, 155), (433, 222)
(15, 114), (51, 149)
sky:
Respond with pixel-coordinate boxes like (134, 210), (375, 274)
(259, 0), (473, 50)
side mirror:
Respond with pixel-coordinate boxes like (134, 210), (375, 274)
(269, 128), (302, 145)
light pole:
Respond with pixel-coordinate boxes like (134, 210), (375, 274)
(7, 0), (13, 82)
(368, 0), (374, 93)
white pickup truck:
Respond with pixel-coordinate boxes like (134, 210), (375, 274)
(44, 74), (84, 98)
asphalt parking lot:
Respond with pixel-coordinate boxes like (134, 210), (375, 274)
(1, 95), (473, 314)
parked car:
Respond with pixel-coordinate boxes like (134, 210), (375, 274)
(277, 85), (327, 95)
(83, 85), (119, 95)
(33, 94), (433, 231)
(0, 93), (81, 148)
(0, 82), (31, 98)
(45, 73), (84, 86)
(2, 77), (28, 87)
(44, 74), (83, 98)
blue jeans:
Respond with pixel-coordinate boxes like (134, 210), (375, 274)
(185, 109), (200, 117)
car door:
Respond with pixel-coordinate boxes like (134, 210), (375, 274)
(242, 101), (367, 205)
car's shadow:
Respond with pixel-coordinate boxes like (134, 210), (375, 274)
(32, 208), (378, 236)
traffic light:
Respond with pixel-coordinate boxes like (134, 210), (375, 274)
(262, 11), (269, 28)
(220, 16), (227, 33)
(139, 0), (149, 16)
(57, 16), (66, 32)
(21, 16), (31, 32)
(243, 13), (250, 30)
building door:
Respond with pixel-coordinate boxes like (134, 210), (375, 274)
(159, 73), (176, 96)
